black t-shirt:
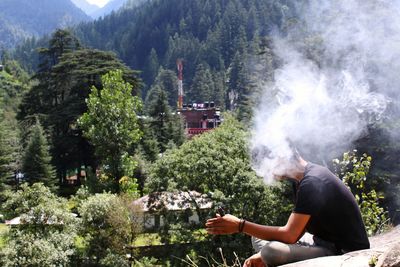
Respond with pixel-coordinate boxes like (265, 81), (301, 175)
(293, 163), (370, 252)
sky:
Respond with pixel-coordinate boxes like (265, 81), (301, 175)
(86, 0), (110, 8)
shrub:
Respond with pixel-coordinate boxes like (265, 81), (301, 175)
(0, 183), (77, 266)
(77, 193), (142, 264)
(333, 151), (388, 235)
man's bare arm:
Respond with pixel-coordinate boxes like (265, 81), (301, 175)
(205, 212), (310, 244)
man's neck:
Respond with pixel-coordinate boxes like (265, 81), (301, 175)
(292, 158), (308, 182)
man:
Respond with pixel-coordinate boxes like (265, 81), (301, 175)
(205, 152), (370, 267)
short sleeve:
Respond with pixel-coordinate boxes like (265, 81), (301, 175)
(293, 177), (323, 215)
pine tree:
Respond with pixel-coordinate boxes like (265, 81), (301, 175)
(228, 51), (253, 120)
(143, 48), (160, 86)
(150, 67), (178, 107)
(147, 86), (173, 152)
(0, 120), (13, 193)
(22, 119), (56, 190)
(18, 31), (139, 187)
(212, 71), (227, 109)
(146, 85), (185, 153)
(190, 63), (214, 103)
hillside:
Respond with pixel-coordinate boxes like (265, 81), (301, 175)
(71, 0), (100, 16)
(90, 0), (146, 18)
(74, 0), (292, 106)
(14, 0), (292, 109)
(0, 0), (91, 48)
(90, 0), (126, 18)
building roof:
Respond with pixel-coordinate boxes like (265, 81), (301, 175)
(133, 191), (213, 212)
(5, 216), (21, 225)
(4, 213), (77, 225)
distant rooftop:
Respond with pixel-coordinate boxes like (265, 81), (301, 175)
(133, 191), (213, 212)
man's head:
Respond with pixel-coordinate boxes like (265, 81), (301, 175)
(251, 140), (307, 183)
(271, 143), (306, 181)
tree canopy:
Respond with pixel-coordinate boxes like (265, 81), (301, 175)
(79, 70), (142, 191)
(18, 29), (141, 186)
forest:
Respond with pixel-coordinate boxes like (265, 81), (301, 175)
(0, 0), (399, 266)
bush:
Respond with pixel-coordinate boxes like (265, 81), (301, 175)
(148, 115), (293, 264)
(0, 183), (77, 266)
(100, 250), (130, 267)
(0, 230), (75, 267)
(77, 193), (142, 264)
(333, 151), (388, 235)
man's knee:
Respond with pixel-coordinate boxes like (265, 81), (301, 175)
(260, 241), (290, 266)
(252, 237), (268, 253)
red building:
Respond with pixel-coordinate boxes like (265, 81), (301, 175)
(178, 101), (222, 137)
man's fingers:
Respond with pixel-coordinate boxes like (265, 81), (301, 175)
(206, 218), (219, 224)
(205, 217), (223, 227)
(205, 227), (228, 235)
(207, 216), (223, 222)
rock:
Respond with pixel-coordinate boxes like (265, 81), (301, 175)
(281, 226), (400, 267)
(376, 243), (400, 267)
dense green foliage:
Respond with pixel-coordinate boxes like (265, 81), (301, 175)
(0, 121), (14, 194)
(333, 151), (388, 236)
(79, 70), (142, 191)
(22, 119), (56, 190)
(145, 85), (186, 154)
(148, 115), (293, 264)
(75, 0), (287, 108)
(0, 57), (30, 197)
(14, 0), (287, 112)
(18, 29), (141, 187)
(0, 0), (90, 48)
(76, 190), (142, 265)
(0, 0), (395, 265)
(0, 183), (144, 266)
(0, 183), (77, 267)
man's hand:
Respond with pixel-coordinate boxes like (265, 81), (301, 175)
(243, 252), (265, 267)
(205, 214), (240, 235)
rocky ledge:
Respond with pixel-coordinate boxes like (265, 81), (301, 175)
(282, 226), (400, 267)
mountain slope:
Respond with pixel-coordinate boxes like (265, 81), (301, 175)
(75, 0), (290, 83)
(90, 0), (144, 18)
(71, 0), (100, 16)
(0, 0), (91, 48)
(90, 0), (126, 18)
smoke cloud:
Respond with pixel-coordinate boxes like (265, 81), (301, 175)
(251, 0), (400, 183)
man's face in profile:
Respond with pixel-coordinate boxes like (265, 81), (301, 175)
(271, 157), (289, 181)
(271, 155), (298, 181)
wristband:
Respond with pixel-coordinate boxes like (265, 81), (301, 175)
(239, 219), (246, 233)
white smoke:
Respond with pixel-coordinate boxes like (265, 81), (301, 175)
(251, 0), (400, 183)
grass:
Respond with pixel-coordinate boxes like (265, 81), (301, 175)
(0, 223), (9, 248)
(133, 233), (162, 246)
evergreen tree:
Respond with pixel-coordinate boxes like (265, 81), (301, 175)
(143, 48), (160, 86)
(147, 86), (173, 152)
(146, 85), (185, 153)
(190, 63), (214, 103)
(1, 49), (10, 66)
(18, 31), (139, 186)
(212, 70), (227, 109)
(138, 119), (159, 162)
(228, 51), (253, 120)
(0, 119), (14, 193)
(22, 119), (56, 190)
(148, 67), (178, 108)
